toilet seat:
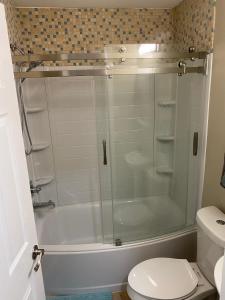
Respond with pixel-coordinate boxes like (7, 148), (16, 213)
(128, 258), (199, 300)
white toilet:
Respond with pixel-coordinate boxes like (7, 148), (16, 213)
(127, 206), (225, 300)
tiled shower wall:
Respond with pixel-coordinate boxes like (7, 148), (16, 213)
(1, 0), (216, 54)
(0, 0), (20, 44)
(173, 0), (216, 51)
(46, 76), (100, 206)
(16, 8), (174, 54)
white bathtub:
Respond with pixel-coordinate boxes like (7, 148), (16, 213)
(36, 202), (103, 246)
(36, 203), (197, 296)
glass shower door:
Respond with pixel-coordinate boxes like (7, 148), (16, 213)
(96, 71), (205, 245)
(109, 73), (190, 244)
(94, 76), (113, 244)
(107, 74), (156, 243)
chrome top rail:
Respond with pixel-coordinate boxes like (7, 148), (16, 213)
(12, 51), (209, 63)
(14, 66), (205, 79)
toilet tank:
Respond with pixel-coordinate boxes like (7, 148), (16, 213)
(197, 206), (225, 285)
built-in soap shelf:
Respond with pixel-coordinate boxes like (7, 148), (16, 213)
(156, 166), (174, 175)
(32, 142), (50, 152)
(34, 176), (54, 186)
(158, 101), (176, 107)
(26, 107), (45, 114)
(157, 135), (174, 142)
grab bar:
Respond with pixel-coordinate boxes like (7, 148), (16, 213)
(102, 139), (107, 165)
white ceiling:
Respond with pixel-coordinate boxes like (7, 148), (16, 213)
(13, 0), (183, 9)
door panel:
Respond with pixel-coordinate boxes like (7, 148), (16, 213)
(0, 4), (45, 300)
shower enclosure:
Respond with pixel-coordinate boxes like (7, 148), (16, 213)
(13, 44), (211, 293)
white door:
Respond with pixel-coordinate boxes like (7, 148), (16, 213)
(0, 4), (46, 300)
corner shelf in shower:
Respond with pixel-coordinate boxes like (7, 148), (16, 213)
(157, 136), (175, 142)
(32, 142), (50, 152)
(158, 101), (176, 107)
(26, 107), (45, 114)
(34, 176), (54, 186)
(156, 167), (174, 175)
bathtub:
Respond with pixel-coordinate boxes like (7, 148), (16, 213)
(36, 203), (197, 296)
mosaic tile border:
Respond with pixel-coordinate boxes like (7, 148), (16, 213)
(173, 0), (216, 51)
(16, 8), (174, 54)
(1, 0), (216, 54)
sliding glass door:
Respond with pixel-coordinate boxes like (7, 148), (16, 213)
(95, 71), (205, 245)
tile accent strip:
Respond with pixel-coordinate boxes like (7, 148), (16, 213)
(16, 8), (174, 54)
(0, 0), (216, 54)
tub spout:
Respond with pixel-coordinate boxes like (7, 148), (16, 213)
(33, 200), (55, 210)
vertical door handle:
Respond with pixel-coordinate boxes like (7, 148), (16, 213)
(102, 139), (107, 165)
(193, 132), (198, 156)
(32, 245), (45, 272)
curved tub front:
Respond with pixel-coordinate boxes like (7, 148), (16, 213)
(37, 204), (197, 296)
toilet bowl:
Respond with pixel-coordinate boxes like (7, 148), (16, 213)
(127, 259), (214, 300)
(127, 206), (225, 300)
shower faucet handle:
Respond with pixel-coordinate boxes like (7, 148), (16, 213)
(30, 180), (42, 194)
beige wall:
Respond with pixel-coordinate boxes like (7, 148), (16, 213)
(202, 0), (225, 211)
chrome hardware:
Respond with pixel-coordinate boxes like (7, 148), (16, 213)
(119, 46), (127, 53)
(193, 132), (198, 156)
(189, 47), (196, 61)
(216, 219), (225, 225)
(30, 181), (42, 195)
(32, 245), (44, 272)
(189, 47), (196, 53)
(120, 57), (126, 63)
(12, 50), (208, 64)
(178, 61), (187, 76)
(33, 200), (55, 209)
(14, 66), (206, 79)
(13, 45), (208, 79)
(102, 139), (107, 165)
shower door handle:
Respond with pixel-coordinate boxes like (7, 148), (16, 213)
(193, 132), (198, 156)
(102, 139), (107, 165)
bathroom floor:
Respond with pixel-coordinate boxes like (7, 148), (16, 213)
(47, 291), (130, 300)
(112, 291), (130, 300)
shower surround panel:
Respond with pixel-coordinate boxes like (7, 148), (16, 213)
(46, 76), (100, 207)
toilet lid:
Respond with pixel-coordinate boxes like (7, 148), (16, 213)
(128, 258), (198, 300)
